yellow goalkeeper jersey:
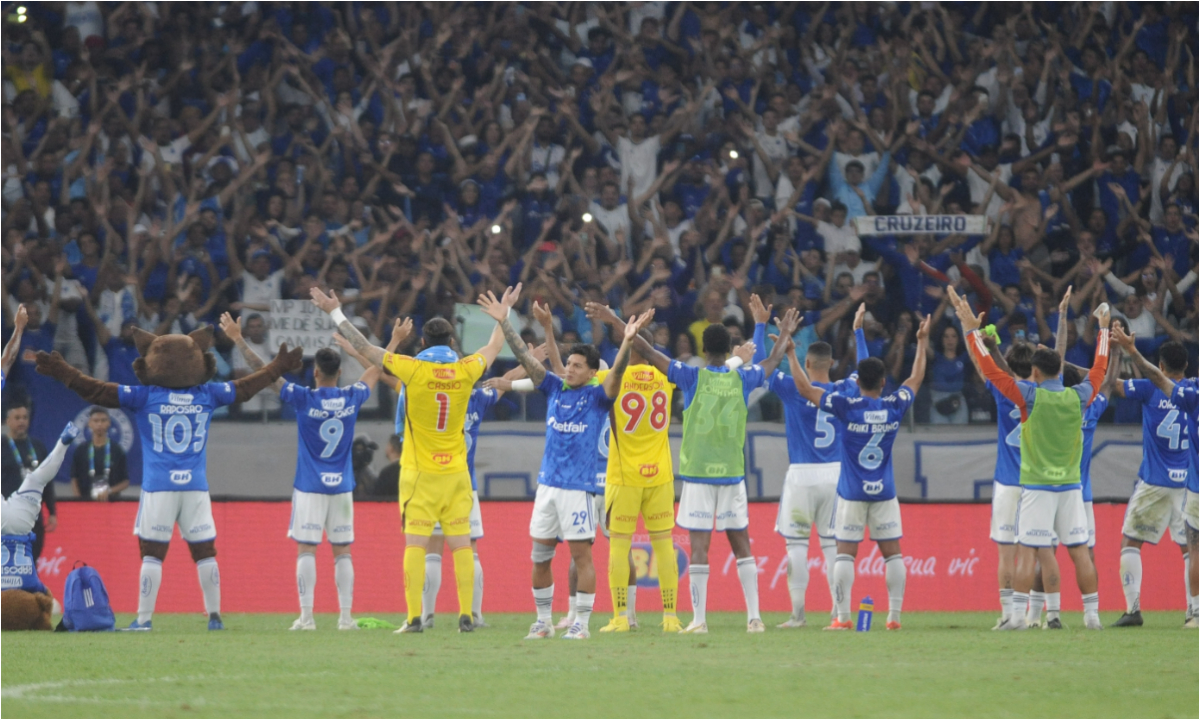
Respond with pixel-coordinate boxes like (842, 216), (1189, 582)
(596, 365), (674, 488)
(383, 352), (486, 474)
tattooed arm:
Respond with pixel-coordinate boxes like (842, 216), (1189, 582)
(478, 284), (546, 384)
(220, 312), (287, 393)
(309, 287), (387, 367)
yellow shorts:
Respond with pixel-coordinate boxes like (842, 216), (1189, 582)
(399, 468), (473, 537)
(605, 483), (676, 536)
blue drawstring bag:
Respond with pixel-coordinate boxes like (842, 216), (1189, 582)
(60, 563), (115, 632)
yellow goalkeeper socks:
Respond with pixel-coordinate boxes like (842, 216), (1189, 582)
(609, 535), (632, 617)
(403, 545), (426, 623)
(452, 546), (475, 618)
(651, 536), (678, 615)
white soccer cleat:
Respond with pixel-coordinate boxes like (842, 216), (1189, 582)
(777, 616), (807, 629)
(992, 617), (1012, 630)
(337, 619), (359, 631)
(560, 623), (590, 640)
(524, 620), (555, 639)
(682, 621), (708, 634)
(1183, 616), (1199, 630)
(747, 618), (766, 633)
(1002, 617), (1029, 631)
(1084, 614), (1104, 630)
(290, 617), (317, 631)
(554, 615), (575, 630)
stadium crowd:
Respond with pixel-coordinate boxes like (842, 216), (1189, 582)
(3, 0), (1198, 454)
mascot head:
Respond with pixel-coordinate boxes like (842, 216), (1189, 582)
(131, 327), (218, 388)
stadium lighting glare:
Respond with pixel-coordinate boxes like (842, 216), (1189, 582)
(491, 224), (502, 235)
(581, 213), (593, 223)
(729, 150), (738, 159)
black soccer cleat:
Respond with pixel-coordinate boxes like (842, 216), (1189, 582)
(1044, 617), (1063, 629)
(458, 614), (474, 633)
(1110, 611), (1143, 627)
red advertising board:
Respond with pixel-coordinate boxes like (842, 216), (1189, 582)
(32, 501), (1186, 615)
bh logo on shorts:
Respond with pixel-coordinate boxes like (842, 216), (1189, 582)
(169, 470), (193, 485)
(863, 479), (884, 495)
(321, 472), (343, 487)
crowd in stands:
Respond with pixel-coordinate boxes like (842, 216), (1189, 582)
(3, 1), (1198, 446)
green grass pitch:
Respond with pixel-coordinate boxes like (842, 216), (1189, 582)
(2, 612), (1195, 718)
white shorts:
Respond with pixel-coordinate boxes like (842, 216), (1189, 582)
(288, 489), (354, 545)
(133, 490), (216, 543)
(677, 481), (749, 532)
(833, 497), (903, 543)
(1185, 490), (1198, 532)
(1121, 481), (1187, 545)
(530, 485), (596, 542)
(1015, 488), (1088, 548)
(990, 483), (1022, 544)
(775, 463), (839, 540)
(432, 491), (484, 540)
(1085, 501), (1096, 548)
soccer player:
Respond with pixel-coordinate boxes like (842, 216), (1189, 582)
(751, 296), (868, 628)
(626, 308), (801, 634)
(221, 312), (387, 631)
(479, 285), (649, 640)
(1, 423), (77, 594)
(952, 286), (1109, 631)
(1109, 327), (1198, 628)
(309, 287), (508, 634)
(791, 314), (932, 630)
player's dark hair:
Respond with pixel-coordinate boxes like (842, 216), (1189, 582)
(387, 434), (403, 453)
(807, 342), (833, 364)
(1160, 341), (1189, 373)
(857, 357), (886, 391)
(1031, 347), (1062, 378)
(702, 323), (732, 357)
(1061, 364), (1083, 387)
(1005, 342), (1034, 379)
(568, 343), (601, 371)
(88, 406), (109, 418)
(423, 317), (454, 348)
(315, 347), (342, 378)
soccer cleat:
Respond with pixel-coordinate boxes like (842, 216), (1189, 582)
(1183, 616), (1199, 629)
(208, 613), (224, 631)
(885, 621), (901, 631)
(122, 619), (152, 632)
(472, 613), (489, 629)
(747, 618), (766, 633)
(1026, 619), (1041, 629)
(524, 620), (555, 639)
(991, 617), (1012, 631)
(458, 614), (474, 633)
(394, 618), (424, 634)
(1044, 617), (1063, 630)
(290, 617), (317, 631)
(554, 615), (575, 630)
(1001, 618), (1028, 631)
(1110, 611), (1143, 627)
(682, 620), (708, 634)
(560, 623), (590, 640)
(628, 617), (639, 630)
(599, 615), (631, 633)
(824, 619), (853, 631)
(777, 616), (807, 629)
(337, 619), (359, 631)
(422, 614), (435, 631)
(1084, 614), (1104, 630)
(661, 615), (683, 633)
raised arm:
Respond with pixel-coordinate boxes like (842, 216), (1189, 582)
(602, 311), (652, 399)
(950, 286), (1027, 411)
(759, 307), (801, 377)
(478, 284), (545, 384)
(902, 313), (933, 392)
(1111, 325), (1173, 396)
(310, 287), (387, 368)
(788, 337), (824, 406)
(1054, 286), (1072, 358)
(220, 312), (286, 394)
(2, 305), (28, 378)
(531, 300), (567, 376)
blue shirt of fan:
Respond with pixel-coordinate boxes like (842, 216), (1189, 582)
(1124, 379), (1191, 488)
(1, 533), (45, 593)
(667, 362), (766, 485)
(464, 387), (500, 490)
(281, 382), (370, 495)
(1080, 393), (1109, 502)
(1171, 379), (1198, 493)
(118, 383), (237, 492)
(989, 382), (1022, 487)
(536, 373), (613, 493)
(821, 386), (915, 501)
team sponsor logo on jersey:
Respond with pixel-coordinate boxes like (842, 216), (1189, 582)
(432, 452), (453, 465)
(863, 479), (884, 495)
(631, 370), (656, 383)
(639, 463), (659, 478)
(169, 470), (193, 484)
(704, 463), (728, 475)
(168, 393), (195, 405)
(321, 472), (344, 487)
(1170, 469), (1189, 482)
(321, 398), (346, 411)
(547, 416), (589, 433)
(864, 410), (888, 424)
(432, 368), (456, 380)
(2, 576), (21, 588)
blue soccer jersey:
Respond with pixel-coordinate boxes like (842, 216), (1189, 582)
(281, 381), (371, 495)
(989, 382), (1022, 487)
(464, 387), (500, 490)
(1, 533), (45, 593)
(119, 383), (237, 492)
(821, 386), (915, 501)
(667, 362), (766, 484)
(1171, 379), (1198, 493)
(536, 373), (613, 492)
(1080, 393), (1109, 502)
(1124, 379), (1191, 488)
(772, 374), (859, 464)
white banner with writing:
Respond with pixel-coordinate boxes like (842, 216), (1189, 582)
(854, 215), (988, 236)
(268, 299), (339, 357)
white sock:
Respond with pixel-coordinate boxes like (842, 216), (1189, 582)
(196, 557), (220, 616)
(575, 592), (595, 630)
(1082, 591), (1099, 618)
(334, 554), (354, 622)
(626, 585), (638, 623)
(833, 554), (855, 622)
(296, 552), (316, 622)
(885, 554), (906, 623)
(1027, 591), (1045, 623)
(689, 564), (709, 626)
(137, 557), (162, 624)
(565, 594), (577, 623)
(472, 553), (484, 619)
(422, 553), (442, 620)
(999, 588), (1013, 621)
(1183, 553), (1192, 615)
(786, 540), (810, 620)
(1045, 592), (1061, 621)
(1120, 547), (1142, 613)
(820, 539), (837, 613)
(736, 557), (761, 622)
(533, 585), (554, 624)
(1012, 592), (1029, 624)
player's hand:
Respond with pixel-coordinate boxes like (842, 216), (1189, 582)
(775, 307), (801, 339)
(852, 301), (866, 332)
(477, 284), (518, 321)
(624, 309), (654, 340)
(915, 312), (933, 340)
(1058, 285), (1072, 316)
(13, 304), (27, 332)
(530, 342), (549, 362)
(947, 286), (979, 331)
(483, 376), (514, 392)
(748, 293), (772, 325)
(59, 422), (81, 445)
(1096, 302), (1111, 330)
(733, 341), (756, 364)
(45, 515), (57, 533)
(387, 317), (414, 352)
(531, 300), (553, 328)
(584, 301), (619, 325)
(332, 332), (358, 356)
(1111, 323), (1135, 351)
(309, 286), (341, 313)
(218, 312), (242, 342)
